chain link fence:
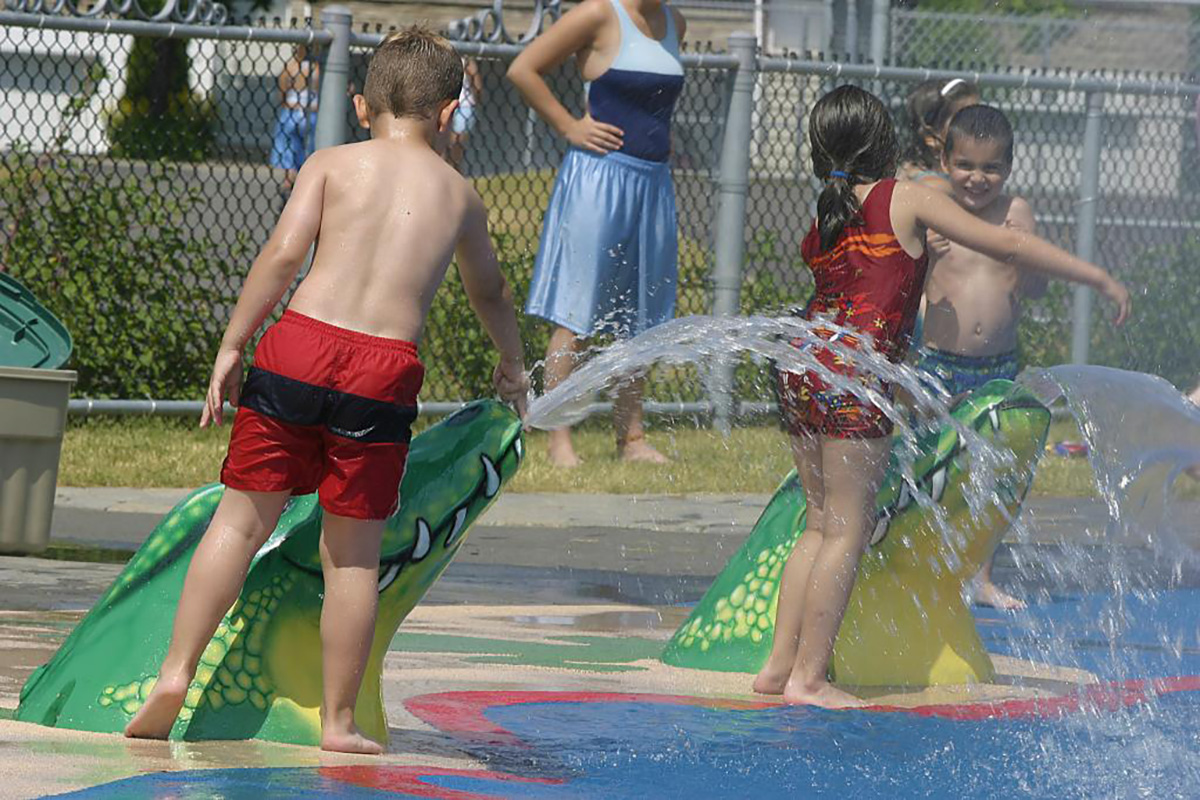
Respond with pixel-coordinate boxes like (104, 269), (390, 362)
(0, 17), (331, 397)
(2, 8), (1199, 412)
(890, 8), (1198, 75)
(741, 62), (1200, 396)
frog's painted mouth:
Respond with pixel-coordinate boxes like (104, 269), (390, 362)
(275, 428), (524, 596)
(870, 393), (1046, 547)
(375, 448), (512, 594)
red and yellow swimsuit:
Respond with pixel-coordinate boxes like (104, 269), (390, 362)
(777, 178), (929, 439)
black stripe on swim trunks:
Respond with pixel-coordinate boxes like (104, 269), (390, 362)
(239, 367), (418, 444)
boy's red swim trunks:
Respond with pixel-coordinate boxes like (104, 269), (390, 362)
(221, 310), (424, 520)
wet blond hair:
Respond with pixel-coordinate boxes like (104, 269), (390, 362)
(363, 25), (463, 119)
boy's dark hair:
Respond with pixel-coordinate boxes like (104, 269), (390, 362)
(363, 26), (463, 120)
(903, 78), (980, 170)
(809, 85), (898, 252)
(944, 104), (1014, 165)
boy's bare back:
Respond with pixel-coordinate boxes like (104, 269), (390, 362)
(283, 139), (482, 343)
(921, 192), (1045, 357)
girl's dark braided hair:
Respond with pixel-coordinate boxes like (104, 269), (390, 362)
(809, 85), (899, 252)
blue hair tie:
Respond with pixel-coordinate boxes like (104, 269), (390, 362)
(830, 170), (850, 179)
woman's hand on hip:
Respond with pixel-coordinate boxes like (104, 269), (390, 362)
(566, 115), (623, 154)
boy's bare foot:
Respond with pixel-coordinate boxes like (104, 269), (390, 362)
(752, 665), (791, 695)
(124, 673), (188, 739)
(782, 679), (866, 709)
(321, 726), (385, 755)
(618, 434), (669, 464)
(547, 432), (582, 469)
(973, 581), (1026, 611)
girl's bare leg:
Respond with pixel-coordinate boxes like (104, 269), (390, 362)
(545, 325), (584, 468)
(125, 489), (290, 738)
(753, 433), (825, 694)
(318, 513), (386, 755)
(783, 436), (890, 709)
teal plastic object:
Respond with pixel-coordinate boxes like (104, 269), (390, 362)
(0, 273), (73, 369)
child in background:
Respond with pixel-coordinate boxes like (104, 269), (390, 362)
(898, 78), (980, 194)
(125, 27), (529, 752)
(447, 57), (483, 171)
(916, 105), (1069, 610)
(757, 85), (1130, 708)
(271, 44), (321, 204)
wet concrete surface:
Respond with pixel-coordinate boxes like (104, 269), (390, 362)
(0, 490), (1196, 797)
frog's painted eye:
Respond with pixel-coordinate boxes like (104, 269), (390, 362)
(446, 403), (484, 426)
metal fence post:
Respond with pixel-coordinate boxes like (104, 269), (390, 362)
(710, 32), (757, 435)
(846, 0), (859, 60)
(1070, 90), (1104, 365)
(315, 5), (352, 150)
(869, 0), (889, 64)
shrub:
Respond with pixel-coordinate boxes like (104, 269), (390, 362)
(1019, 236), (1200, 390)
(2, 148), (245, 397)
(420, 233), (550, 400)
(1090, 238), (1200, 389)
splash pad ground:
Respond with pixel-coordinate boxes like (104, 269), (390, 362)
(1, 490), (1197, 798)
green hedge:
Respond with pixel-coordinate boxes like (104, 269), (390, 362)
(1021, 236), (1200, 391)
(3, 153), (244, 397)
(6, 156), (1194, 401)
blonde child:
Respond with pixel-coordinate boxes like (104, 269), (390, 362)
(125, 28), (529, 752)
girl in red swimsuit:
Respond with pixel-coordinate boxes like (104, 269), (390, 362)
(755, 86), (1131, 709)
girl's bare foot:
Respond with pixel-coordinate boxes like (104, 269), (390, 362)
(752, 663), (792, 695)
(547, 431), (582, 468)
(618, 434), (669, 464)
(124, 673), (188, 739)
(973, 581), (1026, 611)
(321, 726), (385, 755)
(782, 679), (866, 709)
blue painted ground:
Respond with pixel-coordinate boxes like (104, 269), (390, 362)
(54, 590), (1200, 799)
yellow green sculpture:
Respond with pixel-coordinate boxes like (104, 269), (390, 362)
(663, 380), (1050, 686)
(17, 400), (523, 744)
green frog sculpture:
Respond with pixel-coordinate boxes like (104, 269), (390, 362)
(17, 400), (523, 745)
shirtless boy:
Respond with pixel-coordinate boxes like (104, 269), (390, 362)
(917, 105), (1129, 610)
(124, 27), (529, 753)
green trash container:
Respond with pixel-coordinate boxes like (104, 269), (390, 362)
(1, 272), (73, 370)
(0, 273), (75, 553)
(0, 367), (76, 554)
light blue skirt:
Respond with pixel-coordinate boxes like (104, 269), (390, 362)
(526, 148), (677, 338)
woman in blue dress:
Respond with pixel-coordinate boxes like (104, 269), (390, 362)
(508, 0), (686, 467)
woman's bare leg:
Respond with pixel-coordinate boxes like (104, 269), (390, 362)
(614, 376), (668, 463)
(783, 435), (890, 709)
(545, 325), (584, 468)
(318, 513), (386, 755)
(125, 489), (290, 738)
(753, 433), (824, 694)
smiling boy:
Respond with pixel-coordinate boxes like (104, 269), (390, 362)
(916, 104), (1130, 610)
